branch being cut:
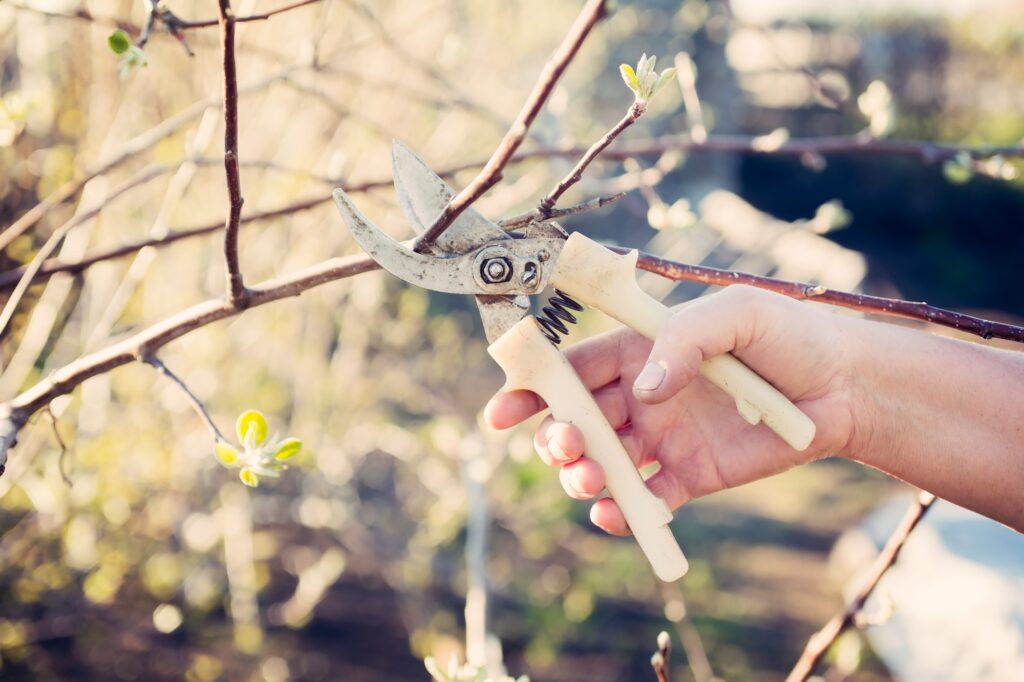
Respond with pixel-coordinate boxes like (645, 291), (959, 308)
(217, 0), (247, 306)
(785, 492), (937, 682)
(413, 0), (609, 250)
(630, 250), (1024, 343)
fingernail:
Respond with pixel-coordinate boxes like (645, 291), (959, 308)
(547, 436), (568, 463)
(633, 362), (666, 392)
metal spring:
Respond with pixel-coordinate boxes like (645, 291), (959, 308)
(537, 289), (584, 345)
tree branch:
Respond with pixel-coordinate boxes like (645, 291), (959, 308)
(785, 492), (937, 682)
(538, 100), (645, 216)
(630, 250), (1024, 343)
(413, 0), (609, 250)
(218, 0), (247, 307)
(499, 192), (625, 230)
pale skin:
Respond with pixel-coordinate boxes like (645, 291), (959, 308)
(484, 286), (1024, 535)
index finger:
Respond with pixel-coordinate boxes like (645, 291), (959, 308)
(484, 324), (635, 429)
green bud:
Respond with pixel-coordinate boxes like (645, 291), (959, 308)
(239, 468), (260, 488)
(108, 30), (131, 55)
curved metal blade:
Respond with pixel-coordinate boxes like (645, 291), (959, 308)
(333, 189), (479, 294)
(392, 140), (509, 253)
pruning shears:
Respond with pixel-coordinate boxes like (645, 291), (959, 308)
(332, 142), (816, 582)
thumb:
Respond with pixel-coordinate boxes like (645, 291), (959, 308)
(632, 286), (763, 404)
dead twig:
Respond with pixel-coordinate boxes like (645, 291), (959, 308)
(44, 404), (72, 486)
(785, 491), (938, 682)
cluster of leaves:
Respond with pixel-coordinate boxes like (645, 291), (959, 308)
(619, 54), (676, 103)
(214, 410), (301, 487)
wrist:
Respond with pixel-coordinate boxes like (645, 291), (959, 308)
(832, 315), (886, 464)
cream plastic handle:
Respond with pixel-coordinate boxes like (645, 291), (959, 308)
(551, 233), (816, 452)
(489, 318), (689, 582)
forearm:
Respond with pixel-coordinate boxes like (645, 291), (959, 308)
(843, 318), (1024, 530)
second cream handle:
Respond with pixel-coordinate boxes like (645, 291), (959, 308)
(489, 318), (689, 582)
(551, 233), (816, 452)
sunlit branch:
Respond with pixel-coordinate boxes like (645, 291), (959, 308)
(413, 0), (610, 250)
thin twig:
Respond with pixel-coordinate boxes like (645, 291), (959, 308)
(44, 404), (72, 486)
(142, 355), (227, 443)
(629, 250), (1024, 343)
(538, 100), (645, 216)
(136, 0), (161, 49)
(413, 0), (609, 250)
(217, 0), (247, 307)
(499, 192), (625, 230)
(785, 491), (937, 682)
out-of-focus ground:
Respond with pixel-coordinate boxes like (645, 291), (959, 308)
(0, 0), (1022, 680)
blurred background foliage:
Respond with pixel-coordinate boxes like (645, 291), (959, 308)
(0, 0), (1021, 680)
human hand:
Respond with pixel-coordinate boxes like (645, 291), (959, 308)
(484, 285), (860, 536)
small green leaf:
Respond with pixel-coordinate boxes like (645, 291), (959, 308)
(652, 68), (677, 96)
(239, 468), (260, 487)
(274, 438), (302, 460)
(214, 442), (240, 467)
(943, 152), (974, 185)
(108, 30), (131, 55)
(236, 410), (268, 447)
(619, 64), (639, 93)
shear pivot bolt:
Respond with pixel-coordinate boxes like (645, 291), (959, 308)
(481, 257), (513, 284)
